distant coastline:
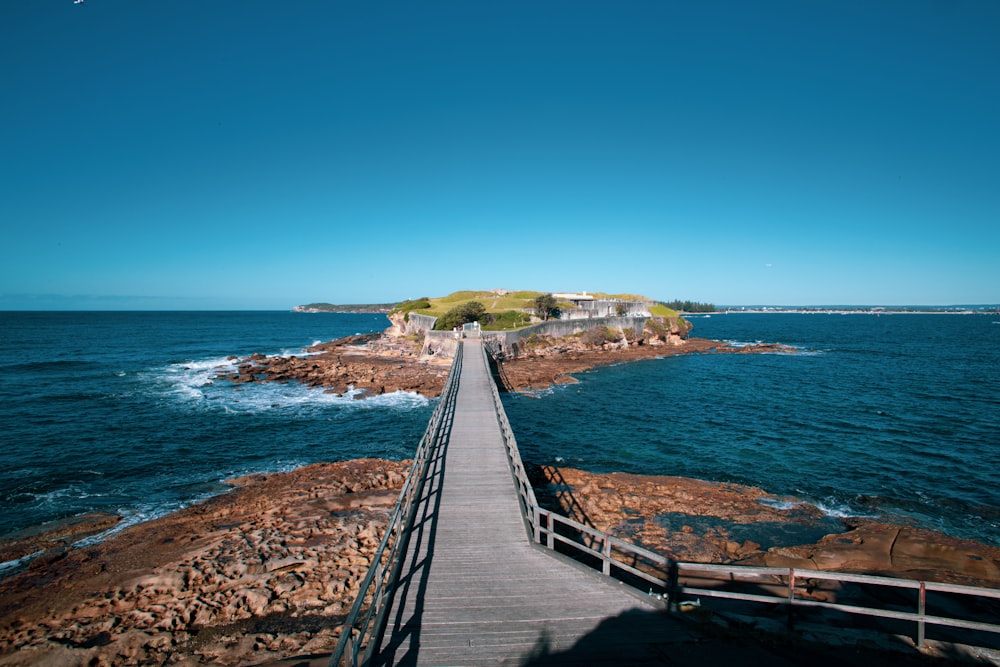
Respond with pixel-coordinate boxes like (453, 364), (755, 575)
(292, 303), (396, 313)
(293, 301), (999, 317)
(715, 305), (999, 315)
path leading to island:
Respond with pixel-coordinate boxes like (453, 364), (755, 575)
(374, 339), (689, 666)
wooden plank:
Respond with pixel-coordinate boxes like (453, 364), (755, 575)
(375, 340), (689, 665)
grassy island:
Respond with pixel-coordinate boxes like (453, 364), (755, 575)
(387, 289), (682, 331)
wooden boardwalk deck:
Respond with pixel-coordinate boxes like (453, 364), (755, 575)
(375, 340), (690, 666)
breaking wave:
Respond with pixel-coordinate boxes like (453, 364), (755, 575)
(152, 356), (430, 414)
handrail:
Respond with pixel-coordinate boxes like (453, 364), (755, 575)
(334, 340), (1000, 660)
(483, 335), (514, 392)
(532, 506), (1000, 648)
(328, 342), (464, 667)
(483, 347), (538, 540)
(481, 356), (1000, 650)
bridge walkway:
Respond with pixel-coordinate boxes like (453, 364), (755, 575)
(375, 339), (690, 666)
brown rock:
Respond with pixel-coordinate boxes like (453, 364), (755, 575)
(0, 459), (409, 666)
(890, 526), (1000, 582)
(536, 466), (1000, 588)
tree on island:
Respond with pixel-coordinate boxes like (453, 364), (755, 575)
(533, 294), (561, 321)
(435, 301), (489, 330)
(660, 299), (715, 313)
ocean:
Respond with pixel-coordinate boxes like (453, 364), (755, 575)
(1, 310), (998, 571)
(504, 312), (1000, 546)
(0, 312), (432, 558)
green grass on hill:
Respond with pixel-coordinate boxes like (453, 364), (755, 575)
(649, 304), (680, 317)
(389, 290), (681, 330)
(415, 291), (547, 317)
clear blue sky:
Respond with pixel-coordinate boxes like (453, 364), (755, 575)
(2, 1), (998, 309)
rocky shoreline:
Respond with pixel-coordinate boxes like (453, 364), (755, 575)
(3, 460), (998, 666)
(536, 466), (1000, 588)
(2, 328), (996, 665)
(216, 333), (453, 399)
(0, 460), (409, 666)
(214, 322), (793, 399)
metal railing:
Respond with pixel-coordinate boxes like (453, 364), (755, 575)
(484, 348), (538, 539)
(331, 340), (1000, 660)
(480, 360), (1000, 651)
(328, 342), (464, 667)
(531, 507), (1000, 648)
(483, 336), (515, 392)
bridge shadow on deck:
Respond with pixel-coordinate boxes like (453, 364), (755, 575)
(522, 466), (1000, 665)
(516, 605), (992, 666)
(335, 342), (1000, 667)
(484, 345), (515, 393)
(372, 376), (459, 667)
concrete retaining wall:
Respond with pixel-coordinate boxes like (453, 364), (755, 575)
(406, 313), (438, 334)
(407, 312), (671, 360)
(498, 316), (651, 356)
(423, 330), (461, 358)
(570, 301), (653, 318)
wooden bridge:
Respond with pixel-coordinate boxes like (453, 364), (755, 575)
(330, 338), (1000, 667)
(371, 338), (684, 665)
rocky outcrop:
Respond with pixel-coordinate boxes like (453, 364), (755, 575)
(498, 337), (728, 392)
(385, 311), (407, 337)
(218, 333), (451, 398)
(538, 466), (1000, 588)
(0, 459), (408, 666)
(5, 461), (998, 665)
(214, 320), (792, 399)
(750, 520), (1000, 585)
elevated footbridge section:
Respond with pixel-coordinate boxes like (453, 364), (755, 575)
(331, 339), (1000, 666)
(331, 339), (680, 666)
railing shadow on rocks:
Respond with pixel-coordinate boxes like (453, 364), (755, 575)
(333, 337), (1000, 663)
(528, 463), (612, 565)
(480, 357), (1000, 654)
(327, 342), (464, 667)
(483, 334), (515, 392)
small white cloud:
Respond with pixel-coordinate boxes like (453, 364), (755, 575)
(765, 263), (773, 268)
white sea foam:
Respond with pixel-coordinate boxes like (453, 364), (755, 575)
(217, 384), (429, 413)
(0, 551), (43, 574)
(153, 347), (431, 413)
(72, 503), (189, 549)
(71, 460), (313, 549)
(758, 495), (869, 519)
(722, 339), (765, 348)
(32, 484), (105, 506)
(756, 497), (804, 511)
(816, 498), (862, 519)
(155, 356), (238, 401)
(154, 355), (431, 413)
(722, 339), (804, 353)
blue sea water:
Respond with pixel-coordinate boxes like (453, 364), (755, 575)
(0, 312), (432, 553)
(1, 311), (998, 567)
(503, 312), (1000, 546)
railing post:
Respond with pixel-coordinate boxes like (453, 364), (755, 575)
(602, 534), (612, 576)
(787, 568), (796, 630)
(667, 561), (679, 611)
(546, 511), (555, 550)
(344, 631), (356, 667)
(532, 506), (541, 544)
(917, 581), (926, 647)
